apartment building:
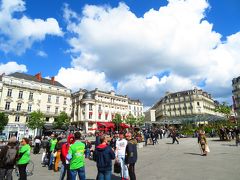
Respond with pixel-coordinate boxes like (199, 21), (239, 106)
(72, 88), (144, 132)
(0, 72), (72, 139)
(232, 76), (240, 120)
(149, 88), (222, 124)
(128, 99), (144, 118)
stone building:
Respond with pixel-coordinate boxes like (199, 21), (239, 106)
(0, 72), (72, 139)
(71, 88), (144, 132)
(232, 76), (240, 120)
(147, 88), (223, 124)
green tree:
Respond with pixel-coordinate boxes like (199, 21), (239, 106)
(0, 112), (9, 132)
(125, 114), (136, 127)
(136, 115), (145, 127)
(112, 113), (123, 131)
(215, 102), (231, 118)
(26, 110), (45, 130)
(53, 112), (70, 129)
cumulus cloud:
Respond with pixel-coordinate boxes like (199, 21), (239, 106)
(117, 74), (195, 106)
(55, 67), (114, 91)
(37, 50), (48, 57)
(62, 0), (240, 106)
(0, 0), (63, 55)
(0, 61), (27, 75)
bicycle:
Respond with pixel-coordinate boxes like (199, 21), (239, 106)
(15, 160), (34, 177)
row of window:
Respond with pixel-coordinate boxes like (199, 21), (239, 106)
(7, 89), (33, 100)
(87, 113), (125, 120)
(47, 95), (67, 105)
(87, 104), (129, 111)
(5, 102), (32, 112)
(5, 102), (67, 113)
(7, 89), (68, 105)
(129, 105), (143, 111)
(14, 116), (56, 122)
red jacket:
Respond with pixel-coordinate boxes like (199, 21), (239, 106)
(61, 134), (75, 163)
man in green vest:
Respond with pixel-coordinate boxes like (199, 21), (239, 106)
(17, 138), (31, 180)
(48, 134), (58, 170)
(67, 132), (86, 180)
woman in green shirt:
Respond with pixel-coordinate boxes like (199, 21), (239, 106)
(17, 138), (31, 180)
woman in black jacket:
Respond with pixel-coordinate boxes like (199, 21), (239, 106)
(125, 133), (138, 180)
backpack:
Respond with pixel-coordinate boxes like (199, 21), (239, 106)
(4, 146), (17, 166)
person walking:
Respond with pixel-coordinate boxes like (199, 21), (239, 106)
(125, 133), (137, 180)
(41, 136), (49, 166)
(60, 134), (75, 180)
(171, 129), (179, 144)
(17, 138), (31, 180)
(116, 132), (129, 180)
(0, 136), (18, 180)
(54, 136), (63, 172)
(94, 135), (115, 180)
(33, 136), (41, 154)
(48, 134), (58, 170)
(198, 131), (209, 156)
(67, 132), (86, 180)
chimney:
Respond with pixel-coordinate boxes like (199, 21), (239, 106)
(51, 76), (55, 85)
(35, 73), (42, 81)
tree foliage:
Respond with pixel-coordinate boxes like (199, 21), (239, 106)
(215, 102), (231, 118)
(53, 112), (70, 129)
(125, 114), (136, 127)
(0, 112), (9, 132)
(112, 113), (123, 131)
(26, 110), (45, 130)
(136, 116), (145, 126)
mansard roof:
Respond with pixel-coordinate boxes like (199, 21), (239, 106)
(8, 72), (66, 88)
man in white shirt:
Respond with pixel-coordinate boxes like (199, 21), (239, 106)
(115, 132), (129, 179)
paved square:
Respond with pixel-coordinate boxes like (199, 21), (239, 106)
(13, 138), (240, 180)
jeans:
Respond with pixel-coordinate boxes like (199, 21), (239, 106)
(0, 168), (13, 180)
(59, 163), (71, 180)
(97, 170), (111, 180)
(118, 156), (129, 179)
(18, 164), (27, 180)
(70, 166), (86, 180)
(85, 148), (90, 158)
(49, 152), (54, 169)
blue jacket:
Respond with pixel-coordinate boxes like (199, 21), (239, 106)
(94, 144), (115, 171)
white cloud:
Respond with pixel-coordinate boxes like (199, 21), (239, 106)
(0, 61), (27, 75)
(63, 0), (240, 106)
(117, 74), (195, 106)
(0, 0), (63, 55)
(55, 67), (114, 91)
(37, 50), (48, 57)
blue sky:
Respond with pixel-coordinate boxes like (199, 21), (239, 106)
(0, 0), (240, 107)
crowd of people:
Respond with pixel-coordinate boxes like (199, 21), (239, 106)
(0, 125), (239, 180)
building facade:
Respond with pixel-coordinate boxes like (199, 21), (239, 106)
(72, 88), (144, 132)
(232, 76), (240, 120)
(148, 88), (222, 124)
(0, 73), (72, 139)
(128, 99), (144, 118)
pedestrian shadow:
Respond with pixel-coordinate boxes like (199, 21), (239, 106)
(166, 143), (173, 144)
(221, 144), (237, 147)
(210, 139), (231, 142)
(111, 174), (121, 179)
(184, 152), (201, 156)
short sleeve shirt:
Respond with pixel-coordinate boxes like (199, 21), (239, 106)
(116, 139), (128, 156)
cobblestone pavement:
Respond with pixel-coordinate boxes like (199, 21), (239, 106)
(12, 138), (240, 180)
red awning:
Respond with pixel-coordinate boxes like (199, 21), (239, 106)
(120, 123), (130, 128)
(97, 122), (115, 128)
